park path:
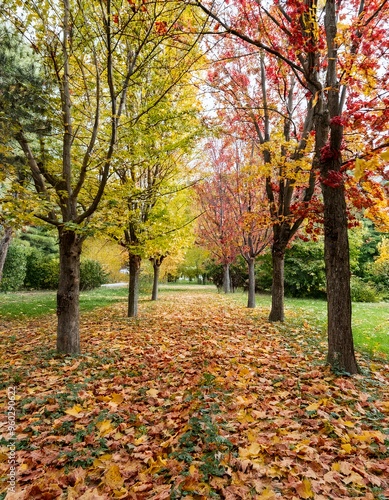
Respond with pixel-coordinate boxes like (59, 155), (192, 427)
(1, 291), (388, 499)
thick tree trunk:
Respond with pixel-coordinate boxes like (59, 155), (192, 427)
(222, 263), (231, 293)
(247, 258), (256, 308)
(322, 184), (359, 374)
(0, 227), (12, 284)
(320, 0), (359, 375)
(151, 262), (160, 301)
(128, 254), (141, 317)
(57, 229), (82, 355)
(269, 246), (285, 322)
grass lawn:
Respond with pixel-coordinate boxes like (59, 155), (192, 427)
(214, 291), (389, 360)
(0, 287), (129, 319)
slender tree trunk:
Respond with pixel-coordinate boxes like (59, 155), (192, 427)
(128, 254), (141, 317)
(269, 245), (285, 322)
(222, 263), (231, 293)
(151, 261), (160, 301)
(56, 228), (82, 355)
(247, 257), (256, 308)
(322, 184), (359, 374)
(0, 227), (12, 284)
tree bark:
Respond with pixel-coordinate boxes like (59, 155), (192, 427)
(0, 227), (12, 284)
(56, 228), (82, 355)
(322, 183), (358, 373)
(317, 0), (358, 374)
(128, 254), (141, 317)
(269, 245), (285, 322)
(222, 263), (231, 293)
(247, 257), (256, 308)
(151, 261), (160, 301)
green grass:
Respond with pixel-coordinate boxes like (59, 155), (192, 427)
(0, 286), (129, 319)
(228, 291), (389, 359)
(0, 284), (387, 359)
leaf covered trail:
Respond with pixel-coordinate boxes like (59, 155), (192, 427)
(1, 291), (388, 499)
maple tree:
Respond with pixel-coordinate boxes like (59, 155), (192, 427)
(188, 0), (389, 374)
(103, 62), (203, 316)
(146, 190), (197, 301)
(204, 40), (318, 321)
(196, 139), (241, 293)
(198, 137), (272, 306)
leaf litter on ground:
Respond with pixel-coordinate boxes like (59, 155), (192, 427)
(0, 291), (388, 499)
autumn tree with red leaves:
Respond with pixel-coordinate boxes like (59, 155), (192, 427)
(189, 0), (389, 374)
(196, 140), (240, 293)
(225, 139), (272, 308)
(197, 138), (272, 304)
(204, 38), (319, 321)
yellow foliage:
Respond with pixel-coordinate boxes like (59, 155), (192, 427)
(82, 238), (127, 282)
(374, 238), (389, 265)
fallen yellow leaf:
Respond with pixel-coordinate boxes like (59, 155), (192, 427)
(295, 478), (314, 499)
(104, 464), (124, 490)
(110, 393), (124, 404)
(65, 404), (83, 417)
(257, 487), (277, 499)
(341, 443), (352, 453)
(96, 419), (114, 437)
(239, 441), (263, 459)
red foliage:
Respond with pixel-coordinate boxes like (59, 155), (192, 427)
(320, 170), (344, 188)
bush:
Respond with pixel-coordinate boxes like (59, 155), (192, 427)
(24, 249), (59, 289)
(284, 241), (326, 298)
(40, 258), (60, 289)
(204, 258), (247, 291)
(0, 242), (28, 292)
(255, 253), (273, 292)
(80, 259), (108, 291)
(256, 241), (326, 298)
(367, 253), (389, 300)
(350, 276), (380, 303)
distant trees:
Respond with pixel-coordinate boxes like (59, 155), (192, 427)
(196, 138), (271, 305)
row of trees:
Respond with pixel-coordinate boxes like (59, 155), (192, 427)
(0, 1), (207, 354)
(191, 0), (389, 374)
(1, 0), (388, 375)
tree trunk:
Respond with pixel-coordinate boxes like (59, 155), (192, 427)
(320, 0), (359, 375)
(247, 257), (256, 308)
(151, 261), (160, 301)
(57, 228), (82, 355)
(222, 263), (231, 293)
(128, 254), (141, 317)
(269, 245), (285, 322)
(322, 183), (359, 374)
(0, 227), (12, 284)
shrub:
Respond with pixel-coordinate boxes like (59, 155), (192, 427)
(0, 242), (28, 292)
(370, 261), (389, 300)
(40, 258), (60, 289)
(255, 253), (273, 292)
(284, 241), (326, 298)
(24, 249), (60, 290)
(256, 241), (326, 298)
(350, 276), (380, 303)
(80, 259), (108, 291)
